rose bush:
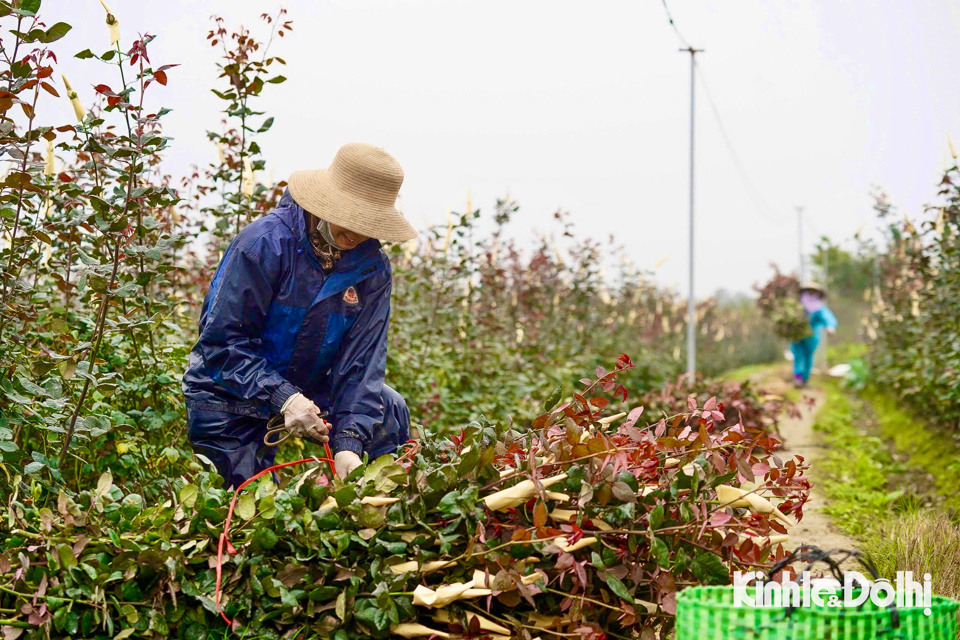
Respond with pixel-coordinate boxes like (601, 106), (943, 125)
(865, 167), (960, 431)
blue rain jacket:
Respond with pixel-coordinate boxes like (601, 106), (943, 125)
(182, 190), (393, 456)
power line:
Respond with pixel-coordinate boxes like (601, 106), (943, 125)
(693, 61), (788, 227)
(660, 0), (691, 49)
(659, 1), (787, 229)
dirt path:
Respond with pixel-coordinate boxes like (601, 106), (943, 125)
(744, 367), (860, 554)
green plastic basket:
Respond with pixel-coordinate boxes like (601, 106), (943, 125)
(676, 585), (960, 640)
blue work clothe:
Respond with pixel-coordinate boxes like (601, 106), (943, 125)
(790, 306), (837, 382)
(182, 190), (409, 486)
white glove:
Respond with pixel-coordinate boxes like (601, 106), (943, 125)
(280, 393), (330, 442)
(334, 451), (362, 480)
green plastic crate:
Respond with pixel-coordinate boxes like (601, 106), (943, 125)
(676, 585), (959, 640)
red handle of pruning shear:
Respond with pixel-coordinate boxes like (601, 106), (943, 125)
(214, 422), (336, 628)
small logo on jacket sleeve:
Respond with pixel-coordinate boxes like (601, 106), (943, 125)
(343, 286), (359, 305)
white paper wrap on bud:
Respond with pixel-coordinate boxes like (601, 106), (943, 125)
(432, 609), (511, 636)
(99, 0), (121, 45)
(388, 559), (456, 576)
(716, 484), (794, 526)
(44, 139), (55, 177)
(482, 473), (568, 511)
(61, 74), (86, 122)
(411, 582), (492, 608)
(360, 496), (400, 506)
(390, 623), (450, 638)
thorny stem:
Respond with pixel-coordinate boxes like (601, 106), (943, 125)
(0, 81), (41, 322)
(59, 134), (143, 467)
(58, 236), (122, 468)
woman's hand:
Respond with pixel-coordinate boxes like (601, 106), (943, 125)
(281, 393), (330, 442)
(334, 451), (362, 479)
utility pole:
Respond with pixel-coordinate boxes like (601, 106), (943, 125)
(796, 206), (805, 281)
(681, 46), (703, 380)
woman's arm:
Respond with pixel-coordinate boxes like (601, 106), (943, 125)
(194, 240), (300, 412)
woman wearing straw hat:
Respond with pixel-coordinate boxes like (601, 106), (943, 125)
(790, 282), (837, 387)
(182, 143), (417, 486)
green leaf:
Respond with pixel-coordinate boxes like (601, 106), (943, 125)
(543, 384), (562, 412)
(606, 575), (632, 602)
(18, 0), (41, 16)
(650, 535), (671, 567)
(43, 22), (71, 43)
(57, 544), (76, 569)
(648, 504), (664, 530)
(257, 116), (274, 133)
(236, 493), (255, 521)
(267, 75), (287, 84)
(75, 49), (95, 59)
(23, 461), (44, 474)
(179, 484), (199, 508)
(89, 196), (111, 215)
(691, 551), (729, 585)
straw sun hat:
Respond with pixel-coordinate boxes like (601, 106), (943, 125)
(288, 142), (418, 243)
(799, 281), (827, 297)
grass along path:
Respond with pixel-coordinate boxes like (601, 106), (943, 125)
(811, 377), (960, 600)
(733, 364), (860, 554)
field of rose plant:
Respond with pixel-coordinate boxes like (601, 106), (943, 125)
(0, 3), (813, 639)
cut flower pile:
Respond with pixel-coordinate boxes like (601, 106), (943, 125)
(1, 355), (809, 639)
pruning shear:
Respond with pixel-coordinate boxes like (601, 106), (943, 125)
(263, 410), (331, 447)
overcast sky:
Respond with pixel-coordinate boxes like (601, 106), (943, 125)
(50, 1), (960, 297)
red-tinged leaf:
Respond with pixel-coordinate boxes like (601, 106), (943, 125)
(704, 396), (717, 411)
(153, 70), (167, 85)
(661, 590), (677, 615)
(587, 437), (607, 455)
(41, 82), (59, 97)
(751, 462), (771, 477)
(735, 456), (755, 482)
(687, 395), (697, 411)
(58, 172), (73, 183)
(579, 378), (592, 385)
(710, 511), (732, 526)
(532, 414), (549, 430)
(533, 501), (547, 528)
(654, 419), (667, 437)
(571, 444), (590, 459)
(710, 450), (724, 473)
(94, 84), (116, 96)
(590, 397), (609, 408)
(623, 406), (644, 429)
(551, 400), (571, 415)
(698, 425), (711, 447)
(677, 426), (692, 441)
(596, 365), (606, 378)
